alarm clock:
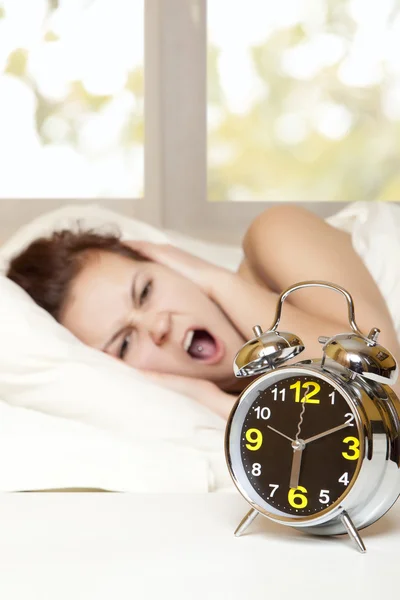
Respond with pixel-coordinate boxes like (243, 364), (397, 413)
(225, 281), (400, 553)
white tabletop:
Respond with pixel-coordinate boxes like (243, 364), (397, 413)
(0, 492), (397, 600)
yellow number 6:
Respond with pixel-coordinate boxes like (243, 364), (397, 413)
(342, 436), (360, 460)
(288, 486), (308, 509)
(245, 428), (263, 451)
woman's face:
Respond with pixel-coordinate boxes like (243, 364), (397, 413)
(60, 250), (244, 389)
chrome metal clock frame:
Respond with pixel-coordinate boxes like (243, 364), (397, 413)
(226, 362), (400, 552)
(225, 280), (400, 553)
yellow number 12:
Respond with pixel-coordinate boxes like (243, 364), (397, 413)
(290, 380), (320, 404)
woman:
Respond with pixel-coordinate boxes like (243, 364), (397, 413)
(6, 204), (400, 418)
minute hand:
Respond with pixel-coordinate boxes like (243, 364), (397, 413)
(303, 422), (350, 445)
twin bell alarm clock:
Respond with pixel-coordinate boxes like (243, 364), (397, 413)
(225, 281), (400, 553)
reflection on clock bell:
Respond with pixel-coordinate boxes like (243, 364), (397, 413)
(320, 330), (399, 386)
(233, 325), (305, 378)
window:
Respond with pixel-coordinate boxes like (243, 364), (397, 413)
(0, 0), (144, 199)
(207, 0), (400, 203)
(3, 1), (398, 243)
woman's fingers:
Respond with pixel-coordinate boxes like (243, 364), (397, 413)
(124, 240), (167, 263)
(124, 240), (226, 296)
(125, 240), (184, 266)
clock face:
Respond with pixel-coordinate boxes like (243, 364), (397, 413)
(228, 370), (363, 520)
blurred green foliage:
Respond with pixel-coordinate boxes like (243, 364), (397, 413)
(208, 0), (400, 202)
(3, 2), (144, 159)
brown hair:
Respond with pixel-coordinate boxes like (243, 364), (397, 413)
(6, 228), (148, 321)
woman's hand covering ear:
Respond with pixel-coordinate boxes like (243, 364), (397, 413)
(125, 241), (229, 298)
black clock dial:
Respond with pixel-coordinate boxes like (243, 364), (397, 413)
(237, 372), (361, 517)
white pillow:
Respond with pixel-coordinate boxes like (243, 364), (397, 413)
(0, 202), (243, 274)
(0, 204), (240, 493)
(0, 275), (232, 492)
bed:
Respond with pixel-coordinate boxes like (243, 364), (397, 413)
(1, 201), (400, 599)
(0, 203), (244, 494)
(0, 201), (400, 494)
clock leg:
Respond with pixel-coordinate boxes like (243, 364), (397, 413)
(234, 508), (259, 537)
(340, 510), (367, 553)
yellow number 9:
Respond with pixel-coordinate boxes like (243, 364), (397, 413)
(342, 436), (360, 460)
(245, 428), (263, 451)
(288, 486), (308, 509)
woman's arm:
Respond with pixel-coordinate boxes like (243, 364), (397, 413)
(125, 232), (399, 366)
(239, 205), (400, 356)
(207, 270), (367, 361)
(140, 370), (237, 420)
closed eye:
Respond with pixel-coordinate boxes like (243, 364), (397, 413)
(119, 281), (153, 359)
(119, 332), (132, 359)
(140, 280), (152, 304)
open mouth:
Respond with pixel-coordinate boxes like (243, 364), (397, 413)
(183, 328), (224, 364)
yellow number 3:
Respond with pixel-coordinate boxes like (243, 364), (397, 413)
(342, 436), (360, 460)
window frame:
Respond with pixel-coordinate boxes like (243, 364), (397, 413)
(145, 0), (350, 245)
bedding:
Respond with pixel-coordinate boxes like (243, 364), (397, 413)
(0, 274), (233, 493)
(326, 201), (400, 340)
(0, 400), (212, 493)
(0, 201), (399, 493)
(0, 204), (242, 493)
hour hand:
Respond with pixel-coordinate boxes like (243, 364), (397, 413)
(289, 441), (305, 489)
(267, 425), (294, 443)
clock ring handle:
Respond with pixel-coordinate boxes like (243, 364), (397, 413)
(269, 280), (367, 339)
